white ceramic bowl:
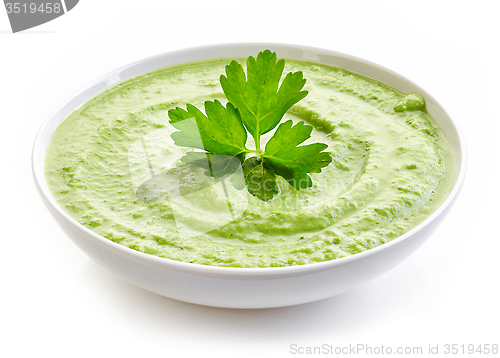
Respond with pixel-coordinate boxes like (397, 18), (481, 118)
(32, 43), (466, 309)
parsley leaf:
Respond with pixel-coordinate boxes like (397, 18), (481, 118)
(263, 120), (332, 189)
(182, 152), (245, 179)
(220, 50), (308, 152)
(168, 100), (248, 157)
(237, 157), (279, 201)
(167, 50), (332, 202)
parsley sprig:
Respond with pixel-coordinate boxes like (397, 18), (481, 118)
(168, 50), (332, 201)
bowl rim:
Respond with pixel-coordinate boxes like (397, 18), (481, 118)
(32, 42), (467, 277)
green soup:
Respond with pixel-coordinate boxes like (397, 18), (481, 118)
(45, 59), (454, 267)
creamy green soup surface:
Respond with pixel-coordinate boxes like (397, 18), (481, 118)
(45, 58), (454, 267)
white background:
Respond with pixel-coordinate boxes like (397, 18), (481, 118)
(1, 1), (499, 357)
